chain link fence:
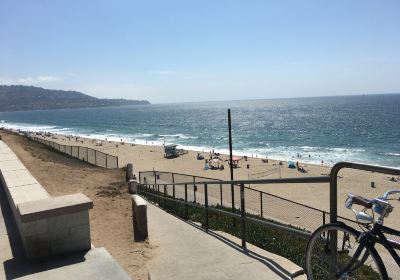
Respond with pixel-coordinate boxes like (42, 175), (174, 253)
(29, 136), (119, 169)
(139, 170), (330, 232)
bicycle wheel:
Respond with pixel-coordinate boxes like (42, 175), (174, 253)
(305, 223), (387, 280)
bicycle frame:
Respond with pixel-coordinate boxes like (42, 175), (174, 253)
(338, 222), (400, 278)
(371, 223), (400, 266)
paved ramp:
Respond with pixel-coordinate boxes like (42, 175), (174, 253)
(146, 201), (305, 280)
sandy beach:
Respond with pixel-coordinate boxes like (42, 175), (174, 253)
(1, 128), (400, 280)
(20, 129), (400, 228)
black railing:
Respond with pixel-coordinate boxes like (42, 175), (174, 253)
(139, 163), (400, 276)
(139, 170), (346, 233)
(139, 171), (331, 239)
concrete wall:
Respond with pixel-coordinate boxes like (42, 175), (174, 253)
(0, 140), (93, 261)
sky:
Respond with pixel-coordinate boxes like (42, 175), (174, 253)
(0, 1), (399, 103)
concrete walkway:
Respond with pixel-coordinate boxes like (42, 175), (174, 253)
(146, 201), (306, 280)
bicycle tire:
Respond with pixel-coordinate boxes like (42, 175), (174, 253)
(305, 223), (388, 280)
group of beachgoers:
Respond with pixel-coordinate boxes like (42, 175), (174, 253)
(200, 151), (225, 171)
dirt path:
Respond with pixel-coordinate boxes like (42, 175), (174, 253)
(0, 131), (152, 280)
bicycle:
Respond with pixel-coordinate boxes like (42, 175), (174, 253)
(305, 189), (400, 280)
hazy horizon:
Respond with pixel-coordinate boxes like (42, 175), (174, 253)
(1, 1), (399, 103)
(2, 84), (400, 106)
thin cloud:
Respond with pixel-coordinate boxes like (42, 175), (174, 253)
(0, 75), (63, 85)
(37, 75), (61, 82)
(0, 77), (14, 85)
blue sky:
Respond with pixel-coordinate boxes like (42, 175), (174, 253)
(1, 1), (399, 103)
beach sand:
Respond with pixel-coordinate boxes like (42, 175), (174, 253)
(1, 129), (400, 279)
(29, 131), (400, 229)
(0, 131), (152, 280)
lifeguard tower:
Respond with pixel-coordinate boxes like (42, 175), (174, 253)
(164, 144), (178, 158)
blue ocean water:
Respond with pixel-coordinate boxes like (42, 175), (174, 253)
(1, 94), (400, 167)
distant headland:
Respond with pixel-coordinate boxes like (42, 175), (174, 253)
(0, 85), (150, 112)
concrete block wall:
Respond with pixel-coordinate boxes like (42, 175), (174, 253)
(0, 140), (93, 261)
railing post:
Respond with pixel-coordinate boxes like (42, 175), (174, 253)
(330, 164), (340, 280)
(193, 176), (196, 203)
(231, 183), (235, 214)
(173, 184), (176, 211)
(220, 183), (223, 206)
(95, 150), (97, 165)
(172, 173), (176, 210)
(205, 183), (208, 231)
(260, 191), (263, 218)
(157, 185), (160, 204)
(240, 183), (246, 248)
(106, 153), (108, 168)
(164, 184), (167, 207)
(185, 184), (188, 219)
(323, 211), (326, 225)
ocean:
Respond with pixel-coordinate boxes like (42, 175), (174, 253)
(1, 94), (400, 168)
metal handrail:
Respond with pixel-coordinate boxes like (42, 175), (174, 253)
(140, 176), (330, 186)
(329, 161), (400, 224)
(138, 171), (330, 250)
(140, 162), (400, 278)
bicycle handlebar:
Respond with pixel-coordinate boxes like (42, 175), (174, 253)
(348, 193), (372, 209)
(383, 189), (400, 200)
(353, 195), (373, 209)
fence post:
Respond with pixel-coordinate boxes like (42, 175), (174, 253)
(106, 154), (108, 168)
(185, 184), (188, 219)
(95, 150), (97, 166)
(117, 156), (119, 168)
(220, 183), (223, 206)
(260, 192), (263, 218)
(78, 146), (80, 160)
(323, 211), (326, 225)
(240, 183), (246, 248)
(205, 183), (208, 231)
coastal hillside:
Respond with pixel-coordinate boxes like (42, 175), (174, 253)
(0, 85), (150, 112)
